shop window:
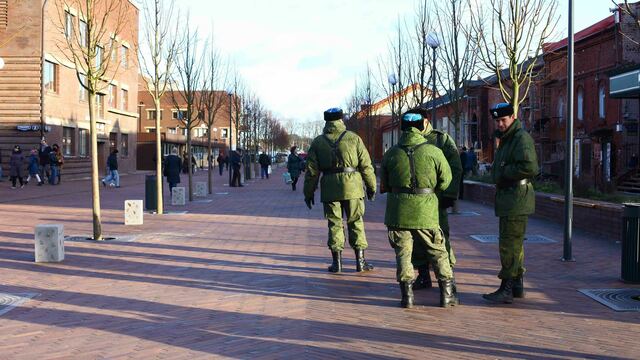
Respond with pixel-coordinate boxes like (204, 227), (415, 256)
(62, 127), (74, 156)
(121, 134), (128, 156)
(78, 129), (88, 157)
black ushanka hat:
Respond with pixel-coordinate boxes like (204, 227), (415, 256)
(324, 108), (343, 121)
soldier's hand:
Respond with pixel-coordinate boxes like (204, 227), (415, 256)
(366, 189), (376, 202)
(305, 196), (314, 209)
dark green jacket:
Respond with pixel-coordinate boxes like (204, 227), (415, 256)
(381, 127), (452, 229)
(304, 120), (376, 202)
(423, 123), (462, 201)
(287, 153), (303, 178)
(492, 119), (539, 216)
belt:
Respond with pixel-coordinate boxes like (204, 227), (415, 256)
(391, 187), (434, 195)
(322, 167), (357, 175)
(497, 179), (529, 189)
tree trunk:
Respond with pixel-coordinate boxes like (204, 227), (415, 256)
(207, 130), (212, 194)
(88, 91), (102, 240)
(155, 98), (164, 214)
(187, 131), (193, 201)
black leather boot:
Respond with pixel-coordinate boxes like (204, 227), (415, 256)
(439, 278), (460, 308)
(400, 281), (414, 308)
(512, 276), (525, 298)
(482, 279), (514, 304)
(413, 264), (433, 289)
(355, 249), (374, 272)
(327, 251), (342, 273)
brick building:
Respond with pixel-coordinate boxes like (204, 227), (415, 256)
(136, 90), (236, 170)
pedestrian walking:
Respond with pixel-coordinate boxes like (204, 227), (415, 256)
(38, 139), (52, 184)
(102, 149), (120, 188)
(287, 146), (303, 190)
(483, 103), (539, 304)
(217, 152), (225, 176)
(303, 107), (377, 273)
(460, 146), (470, 178)
(259, 152), (271, 179)
(26, 149), (43, 185)
(50, 144), (64, 184)
(9, 145), (25, 189)
(468, 146), (478, 175)
(381, 111), (459, 308)
(230, 148), (243, 187)
(406, 108), (462, 290)
(164, 147), (182, 195)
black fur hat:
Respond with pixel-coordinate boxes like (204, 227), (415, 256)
(324, 108), (343, 121)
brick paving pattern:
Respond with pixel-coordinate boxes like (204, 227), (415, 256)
(0, 168), (638, 359)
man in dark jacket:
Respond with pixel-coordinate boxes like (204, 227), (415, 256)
(217, 152), (226, 176)
(259, 152), (271, 179)
(102, 149), (120, 188)
(164, 147), (182, 195)
(230, 148), (243, 187)
(38, 139), (52, 184)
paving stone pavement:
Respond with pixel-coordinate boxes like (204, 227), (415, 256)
(0, 168), (639, 359)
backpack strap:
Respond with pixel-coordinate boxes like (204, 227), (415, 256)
(322, 131), (348, 169)
(398, 141), (430, 190)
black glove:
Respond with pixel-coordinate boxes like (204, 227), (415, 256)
(439, 196), (455, 209)
(305, 196), (314, 209)
(366, 189), (376, 201)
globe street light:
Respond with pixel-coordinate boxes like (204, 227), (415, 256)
(388, 73), (397, 147)
(426, 32), (440, 128)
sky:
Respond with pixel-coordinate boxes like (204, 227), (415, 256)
(179, 0), (619, 124)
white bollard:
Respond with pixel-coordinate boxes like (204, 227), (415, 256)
(34, 224), (64, 263)
(195, 182), (207, 197)
(124, 200), (144, 225)
(172, 187), (186, 205)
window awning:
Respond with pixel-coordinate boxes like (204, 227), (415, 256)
(610, 69), (640, 99)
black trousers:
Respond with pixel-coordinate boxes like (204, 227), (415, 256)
(231, 167), (241, 187)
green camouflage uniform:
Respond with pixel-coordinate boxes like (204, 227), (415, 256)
(381, 127), (453, 282)
(411, 122), (462, 268)
(304, 120), (377, 252)
(492, 119), (539, 279)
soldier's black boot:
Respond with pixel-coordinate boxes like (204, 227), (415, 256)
(399, 281), (414, 308)
(413, 264), (433, 290)
(355, 249), (374, 272)
(512, 276), (525, 298)
(327, 251), (342, 273)
(482, 279), (514, 304)
(438, 278), (459, 308)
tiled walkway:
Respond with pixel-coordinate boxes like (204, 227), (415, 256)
(0, 167), (638, 359)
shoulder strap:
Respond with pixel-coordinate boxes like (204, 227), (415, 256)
(399, 140), (429, 189)
(322, 131), (348, 168)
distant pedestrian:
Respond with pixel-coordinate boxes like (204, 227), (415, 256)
(102, 149), (120, 188)
(38, 139), (52, 184)
(26, 149), (43, 186)
(259, 152), (271, 179)
(468, 146), (478, 175)
(164, 147), (182, 194)
(9, 145), (25, 189)
(287, 146), (303, 191)
(230, 148), (243, 187)
(460, 146), (470, 178)
(48, 144), (60, 185)
(217, 152), (225, 176)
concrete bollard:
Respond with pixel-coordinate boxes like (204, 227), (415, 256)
(34, 224), (64, 263)
(240, 168), (245, 185)
(124, 200), (144, 225)
(172, 187), (186, 205)
(195, 182), (207, 197)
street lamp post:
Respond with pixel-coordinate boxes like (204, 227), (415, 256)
(563, 0), (576, 262)
(388, 73), (397, 147)
(426, 32), (440, 127)
(227, 90), (233, 186)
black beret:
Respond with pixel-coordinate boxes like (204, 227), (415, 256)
(324, 108), (343, 121)
(490, 103), (514, 119)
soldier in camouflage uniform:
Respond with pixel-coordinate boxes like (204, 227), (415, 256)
(381, 112), (459, 308)
(483, 103), (539, 304)
(405, 108), (462, 290)
(304, 108), (377, 273)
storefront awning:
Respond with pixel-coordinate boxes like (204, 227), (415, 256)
(610, 69), (640, 99)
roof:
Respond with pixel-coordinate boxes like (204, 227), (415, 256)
(544, 16), (615, 53)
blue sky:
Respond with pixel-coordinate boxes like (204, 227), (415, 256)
(183, 0), (618, 123)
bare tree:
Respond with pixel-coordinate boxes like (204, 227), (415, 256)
(616, 0), (640, 31)
(435, 0), (478, 144)
(54, 0), (130, 240)
(469, 0), (558, 115)
(359, 65), (377, 156)
(138, 0), (180, 214)
(169, 20), (205, 201)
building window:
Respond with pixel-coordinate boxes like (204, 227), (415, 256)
(121, 133), (128, 156)
(108, 84), (116, 108)
(557, 96), (564, 123)
(194, 127), (207, 137)
(599, 84), (606, 119)
(96, 94), (104, 118)
(147, 110), (163, 120)
(172, 110), (187, 120)
(110, 38), (117, 62)
(64, 11), (74, 40)
(168, 127), (177, 134)
(121, 45), (128, 69)
(146, 128), (156, 133)
(109, 132), (117, 153)
(182, 128), (188, 136)
(577, 87), (584, 121)
(78, 129), (88, 157)
(198, 110), (205, 120)
(79, 74), (88, 102)
(79, 20), (88, 48)
(44, 61), (57, 93)
(62, 127), (74, 156)
(95, 45), (103, 69)
(120, 88), (128, 111)
(221, 128), (228, 139)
